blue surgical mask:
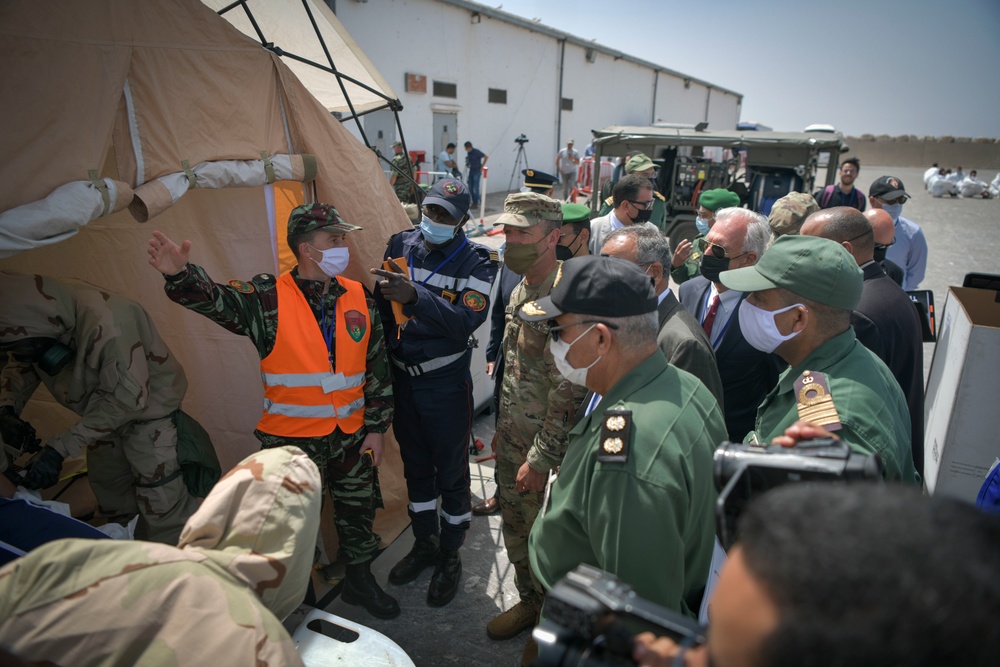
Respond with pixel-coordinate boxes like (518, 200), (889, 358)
(881, 202), (903, 223)
(695, 216), (711, 236)
(419, 216), (458, 244)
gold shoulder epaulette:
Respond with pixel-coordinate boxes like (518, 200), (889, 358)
(794, 370), (842, 431)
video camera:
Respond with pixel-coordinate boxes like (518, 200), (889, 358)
(714, 438), (882, 549)
(533, 564), (704, 667)
(515, 134), (529, 145)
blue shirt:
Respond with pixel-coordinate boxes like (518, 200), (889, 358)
(438, 150), (455, 174)
(374, 228), (497, 373)
(884, 215), (928, 291)
(465, 148), (486, 174)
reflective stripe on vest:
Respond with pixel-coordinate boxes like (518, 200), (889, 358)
(257, 273), (370, 438)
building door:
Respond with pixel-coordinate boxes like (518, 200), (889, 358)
(432, 112), (457, 177)
(364, 109), (396, 175)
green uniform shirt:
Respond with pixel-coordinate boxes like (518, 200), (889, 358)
(749, 329), (918, 484)
(529, 351), (727, 615)
(670, 235), (706, 286)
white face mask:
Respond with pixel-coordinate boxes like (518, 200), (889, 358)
(310, 245), (350, 278)
(550, 323), (601, 386)
(739, 300), (804, 353)
(880, 202), (904, 223)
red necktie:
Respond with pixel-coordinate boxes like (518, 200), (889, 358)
(702, 294), (721, 337)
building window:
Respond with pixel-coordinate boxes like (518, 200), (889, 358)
(561, 97), (573, 111)
(433, 81), (457, 98)
(488, 88), (507, 104)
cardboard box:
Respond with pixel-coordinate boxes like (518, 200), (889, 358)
(923, 287), (1000, 502)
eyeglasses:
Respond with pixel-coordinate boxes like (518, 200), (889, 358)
(874, 239), (896, 251)
(627, 199), (654, 210)
(549, 319), (619, 342)
(704, 241), (748, 261)
(840, 168), (858, 175)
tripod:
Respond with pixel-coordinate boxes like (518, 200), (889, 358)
(507, 141), (530, 193)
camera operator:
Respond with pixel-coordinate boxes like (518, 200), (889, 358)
(631, 478), (1000, 666)
(718, 235), (918, 483)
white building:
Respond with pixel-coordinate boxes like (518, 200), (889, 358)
(330, 0), (742, 195)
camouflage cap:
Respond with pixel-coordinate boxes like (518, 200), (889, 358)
(625, 153), (655, 174)
(493, 192), (563, 228)
(391, 140), (402, 148)
(699, 188), (741, 212)
(287, 203), (362, 237)
(768, 192), (820, 237)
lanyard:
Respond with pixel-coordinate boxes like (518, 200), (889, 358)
(410, 238), (467, 287)
(321, 301), (336, 370)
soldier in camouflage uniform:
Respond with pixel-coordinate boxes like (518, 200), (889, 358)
(148, 203), (400, 619)
(0, 445), (320, 667)
(0, 273), (199, 545)
(767, 191), (820, 239)
(669, 188), (742, 285)
(389, 140), (416, 204)
(488, 193), (587, 648)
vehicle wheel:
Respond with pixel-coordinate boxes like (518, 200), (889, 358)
(667, 219), (699, 254)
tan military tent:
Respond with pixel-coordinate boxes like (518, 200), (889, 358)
(0, 0), (412, 544)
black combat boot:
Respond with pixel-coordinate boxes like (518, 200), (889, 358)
(427, 549), (461, 607)
(388, 534), (440, 586)
(341, 559), (401, 619)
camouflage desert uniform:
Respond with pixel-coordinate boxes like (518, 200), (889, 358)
(163, 264), (393, 564)
(0, 446), (320, 667)
(391, 152), (416, 204)
(0, 274), (197, 544)
(496, 264), (587, 609)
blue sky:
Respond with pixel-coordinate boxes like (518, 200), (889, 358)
(494, 0), (1000, 137)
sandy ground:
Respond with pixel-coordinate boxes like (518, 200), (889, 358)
(287, 165), (1000, 667)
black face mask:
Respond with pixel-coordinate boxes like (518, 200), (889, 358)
(631, 207), (653, 224)
(555, 244), (574, 262)
(700, 253), (730, 283)
(873, 245), (888, 263)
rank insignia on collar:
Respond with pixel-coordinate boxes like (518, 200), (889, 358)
(553, 264), (563, 286)
(598, 409), (631, 463)
(794, 370), (842, 431)
(228, 279), (255, 294)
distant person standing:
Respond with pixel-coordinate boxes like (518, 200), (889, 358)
(389, 141), (415, 204)
(555, 139), (581, 201)
(866, 209), (906, 287)
(438, 143), (459, 180)
(814, 158), (866, 211)
(464, 141), (488, 208)
(868, 176), (927, 291)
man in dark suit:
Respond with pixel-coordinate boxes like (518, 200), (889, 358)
(801, 207), (924, 476)
(601, 226), (724, 407)
(679, 207), (782, 442)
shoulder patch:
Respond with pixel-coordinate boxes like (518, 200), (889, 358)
(462, 290), (487, 311)
(597, 409), (632, 463)
(228, 279), (255, 294)
(604, 196), (614, 206)
(488, 249), (500, 263)
(794, 370), (842, 431)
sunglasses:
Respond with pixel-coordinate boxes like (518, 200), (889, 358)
(549, 319), (619, 342)
(704, 241), (748, 261)
(627, 199), (654, 210)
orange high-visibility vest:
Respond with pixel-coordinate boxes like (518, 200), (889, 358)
(257, 272), (370, 437)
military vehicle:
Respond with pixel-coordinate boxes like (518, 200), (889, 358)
(587, 125), (849, 247)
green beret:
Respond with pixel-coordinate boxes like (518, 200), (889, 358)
(560, 203), (591, 224)
(698, 188), (741, 212)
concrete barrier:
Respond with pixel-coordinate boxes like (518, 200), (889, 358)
(843, 136), (1000, 171)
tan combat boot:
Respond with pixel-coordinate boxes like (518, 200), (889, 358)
(486, 599), (539, 640)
